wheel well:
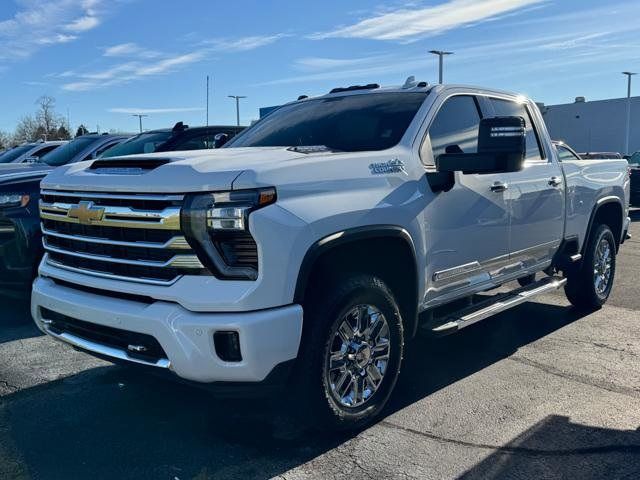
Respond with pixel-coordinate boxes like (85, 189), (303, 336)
(591, 201), (624, 249)
(298, 234), (419, 339)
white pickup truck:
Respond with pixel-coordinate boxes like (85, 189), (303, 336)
(32, 81), (631, 429)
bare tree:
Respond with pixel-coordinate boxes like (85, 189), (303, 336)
(35, 95), (63, 139)
(13, 115), (39, 143)
(0, 131), (11, 150)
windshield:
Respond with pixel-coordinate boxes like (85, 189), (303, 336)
(0, 144), (33, 163)
(100, 131), (172, 158)
(40, 137), (97, 166)
(629, 152), (640, 165)
(228, 92), (428, 152)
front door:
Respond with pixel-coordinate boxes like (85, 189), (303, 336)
(419, 94), (512, 307)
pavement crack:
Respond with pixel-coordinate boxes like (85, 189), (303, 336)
(508, 355), (640, 399)
(0, 380), (18, 393)
(380, 421), (640, 457)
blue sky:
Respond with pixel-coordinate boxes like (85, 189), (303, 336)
(1, 0), (640, 133)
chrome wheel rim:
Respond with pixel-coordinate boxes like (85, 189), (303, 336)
(593, 237), (613, 296)
(325, 304), (391, 408)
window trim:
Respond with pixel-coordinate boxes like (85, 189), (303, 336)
(419, 93), (483, 167)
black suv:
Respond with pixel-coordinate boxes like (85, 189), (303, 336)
(100, 122), (243, 158)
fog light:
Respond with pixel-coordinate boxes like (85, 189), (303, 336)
(214, 331), (242, 362)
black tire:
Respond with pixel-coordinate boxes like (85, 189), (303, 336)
(517, 274), (536, 288)
(296, 274), (404, 430)
(565, 224), (616, 309)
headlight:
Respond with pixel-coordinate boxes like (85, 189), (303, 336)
(181, 188), (276, 280)
(0, 194), (30, 208)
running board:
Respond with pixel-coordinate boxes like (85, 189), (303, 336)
(431, 276), (567, 334)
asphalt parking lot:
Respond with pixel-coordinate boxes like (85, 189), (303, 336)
(1, 210), (639, 480)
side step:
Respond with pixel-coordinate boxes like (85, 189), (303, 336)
(430, 276), (567, 334)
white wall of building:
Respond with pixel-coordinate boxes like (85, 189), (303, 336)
(540, 96), (640, 155)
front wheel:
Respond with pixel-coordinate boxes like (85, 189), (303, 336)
(298, 275), (404, 430)
(565, 224), (616, 309)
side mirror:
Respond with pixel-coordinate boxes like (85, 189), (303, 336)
(213, 133), (229, 149)
(436, 116), (526, 175)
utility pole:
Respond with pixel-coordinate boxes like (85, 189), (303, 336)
(206, 75), (210, 126)
(429, 50), (453, 84)
(131, 114), (148, 133)
(623, 72), (636, 155)
(228, 95), (246, 127)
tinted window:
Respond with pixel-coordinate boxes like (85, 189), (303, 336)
(100, 132), (172, 158)
(41, 137), (96, 166)
(0, 145), (33, 163)
(491, 98), (543, 161)
(91, 140), (123, 160)
(172, 134), (216, 151)
(629, 152), (640, 165)
(556, 145), (580, 162)
(424, 95), (481, 164)
(31, 144), (61, 158)
(228, 92), (428, 152)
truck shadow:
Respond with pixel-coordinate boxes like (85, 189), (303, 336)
(458, 414), (640, 479)
(0, 297), (43, 343)
(0, 301), (629, 479)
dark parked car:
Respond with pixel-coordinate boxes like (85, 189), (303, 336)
(628, 151), (640, 207)
(0, 141), (66, 164)
(99, 122), (243, 158)
(0, 134), (129, 297)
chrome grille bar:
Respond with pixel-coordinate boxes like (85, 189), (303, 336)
(43, 240), (204, 269)
(41, 190), (184, 202)
(39, 201), (181, 230)
(41, 225), (191, 250)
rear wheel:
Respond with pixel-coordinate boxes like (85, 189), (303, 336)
(565, 224), (616, 309)
(298, 275), (404, 430)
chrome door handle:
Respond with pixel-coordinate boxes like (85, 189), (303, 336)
(549, 176), (563, 187)
(490, 182), (508, 193)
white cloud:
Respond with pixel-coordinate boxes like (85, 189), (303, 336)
(0, 0), (109, 63)
(103, 42), (161, 58)
(60, 33), (285, 91)
(108, 107), (205, 114)
(201, 34), (288, 52)
(65, 15), (100, 32)
(310, 0), (547, 41)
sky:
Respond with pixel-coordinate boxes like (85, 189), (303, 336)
(1, 0), (640, 134)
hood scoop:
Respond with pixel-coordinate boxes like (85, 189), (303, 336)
(89, 158), (171, 175)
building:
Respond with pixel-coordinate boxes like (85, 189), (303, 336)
(540, 95), (640, 155)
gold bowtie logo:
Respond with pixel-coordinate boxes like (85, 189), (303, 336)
(67, 201), (105, 225)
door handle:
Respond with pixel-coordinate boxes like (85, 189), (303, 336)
(490, 182), (508, 193)
(549, 176), (563, 187)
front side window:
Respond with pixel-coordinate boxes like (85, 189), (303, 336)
(228, 92), (428, 152)
(491, 98), (543, 161)
(41, 137), (96, 166)
(100, 132), (172, 158)
(423, 95), (481, 164)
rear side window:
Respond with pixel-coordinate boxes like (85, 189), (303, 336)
(32, 144), (60, 158)
(423, 95), (481, 164)
(490, 98), (543, 161)
(556, 145), (580, 162)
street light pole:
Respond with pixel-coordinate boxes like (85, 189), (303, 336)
(228, 95), (246, 127)
(623, 72), (636, 155)
(131, 114), (148, 133)
(429, 50), (453, 84)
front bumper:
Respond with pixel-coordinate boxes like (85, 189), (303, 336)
(32, 276), (304, 383)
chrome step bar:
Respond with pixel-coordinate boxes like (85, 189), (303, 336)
(431, 276), (567, 334)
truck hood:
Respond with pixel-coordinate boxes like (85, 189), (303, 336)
(0, 163), (52, 185)
(40, 147), (312, 193)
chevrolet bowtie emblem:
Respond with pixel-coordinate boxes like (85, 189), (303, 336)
(67, 201), (105, 225)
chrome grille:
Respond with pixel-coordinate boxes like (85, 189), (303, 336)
(40, 190), (207, 285)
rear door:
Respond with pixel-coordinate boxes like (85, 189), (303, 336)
(489, 97), (564, 272)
